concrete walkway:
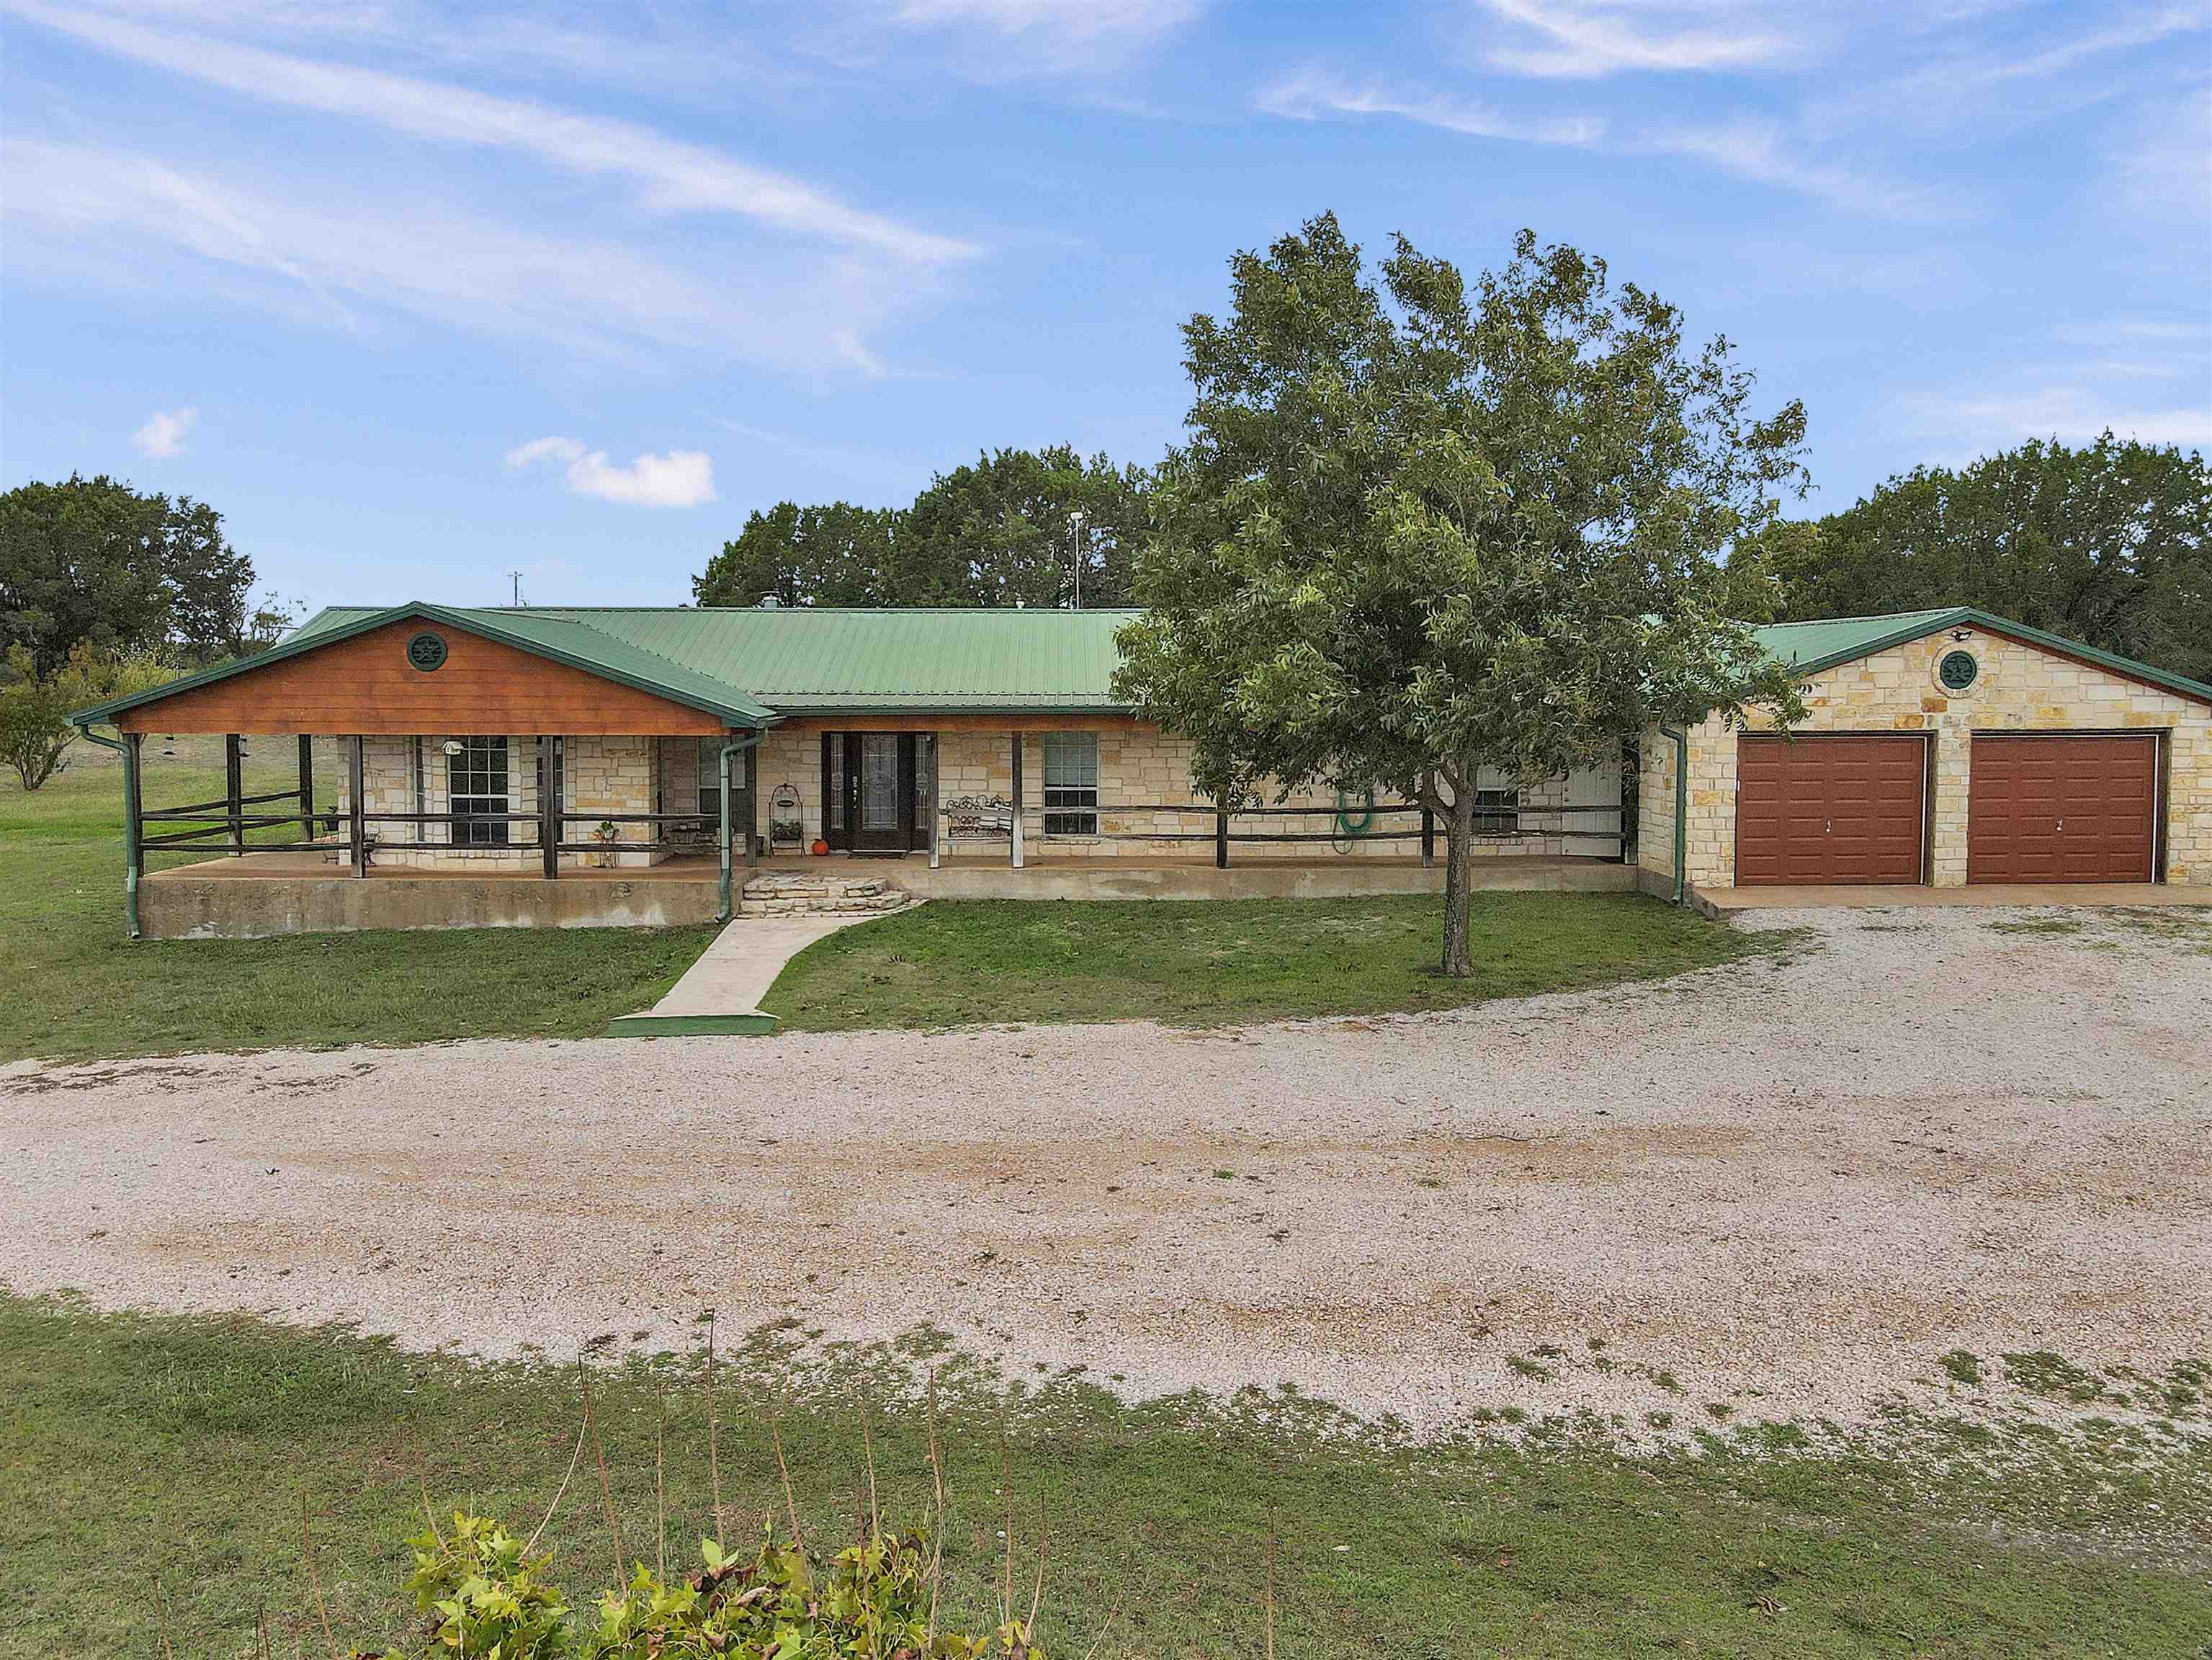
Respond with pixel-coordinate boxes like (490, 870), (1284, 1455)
(1699, 880), (2211, 912)
(605, 912), (881, 1035)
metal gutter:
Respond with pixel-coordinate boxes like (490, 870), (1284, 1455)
(1658, 726), (1688, 906)
(717, 733), (764, 922)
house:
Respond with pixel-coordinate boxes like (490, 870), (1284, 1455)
(69, 600), (2208, 939)
(71, 602), (1626, 940)
(1638, 607), (2210, 901)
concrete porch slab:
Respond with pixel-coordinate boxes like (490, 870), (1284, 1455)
(604, 911), (883, 1038)
(1693, 881), (2211, 914)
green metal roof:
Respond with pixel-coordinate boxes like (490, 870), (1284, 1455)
(1751, 606), (2211, 705)
(294, 604), (1142, 712)
(79, 599), (2210, 731)
(1749, 610), (1961, 673)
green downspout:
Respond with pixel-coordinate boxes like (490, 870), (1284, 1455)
(717, 733), (765, 922)
(76, 721), (142, 939)
(1659, 726), (1688, 906)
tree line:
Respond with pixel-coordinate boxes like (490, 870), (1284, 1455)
(698, 434), (2208, 684)
(0, 473), (297, 789)
(692, 445), (1150, 610)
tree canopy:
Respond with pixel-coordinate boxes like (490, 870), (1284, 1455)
(691, 446), (1147, 610)
(0, 474), (259, 674)
(1112, 215), (1806, 974)
(1741, 435), (2210, 683)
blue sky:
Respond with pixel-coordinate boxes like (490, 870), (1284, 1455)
(4, 0), (2208, 614)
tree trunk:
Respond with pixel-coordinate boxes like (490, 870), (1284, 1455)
(1441, 787), (1476, 978)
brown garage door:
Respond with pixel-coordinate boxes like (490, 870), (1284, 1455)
(1968, 733), (2158, 883)
(1736, 733), (1926, 885)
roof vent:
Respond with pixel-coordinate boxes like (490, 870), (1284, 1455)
(758, 594), (781, 609)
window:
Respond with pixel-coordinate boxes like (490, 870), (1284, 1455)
(696, 737), (730, 818)
(1042, 733), (1099, 835)
(449, 736), (509, 847)
(1472, 787), (1520, 835)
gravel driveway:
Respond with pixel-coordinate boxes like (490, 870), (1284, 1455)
(4, 905), (2208, 1441)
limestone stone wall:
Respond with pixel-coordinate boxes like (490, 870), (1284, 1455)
(931, 725), (1618, 861)
(1649, 628), (2211, 891)
(335, 722), (1628, 868)
(331, 733), (661, 870)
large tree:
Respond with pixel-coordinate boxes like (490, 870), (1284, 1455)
(691, 447), (1149, 610)
(901, 445), (1147, 608)
(1114, 216), (1806, 976)
(692, 501), (901, 607)
(0, 474), (256, 673)
(1746, 435), (2210, 682)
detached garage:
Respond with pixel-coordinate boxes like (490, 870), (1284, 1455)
(1640, 607), (2211, 901)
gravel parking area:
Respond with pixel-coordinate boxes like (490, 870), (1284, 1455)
(4, 904), (2208, 1440)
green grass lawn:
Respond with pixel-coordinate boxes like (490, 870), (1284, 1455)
(0, 737), (716, 1063)
(8, 735), (1770, 1059)
(764, 891), (1778, 1031)
(2, 1294), (2203, 1659)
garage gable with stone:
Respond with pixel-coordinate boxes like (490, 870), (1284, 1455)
(1639, 608), (2212, 898)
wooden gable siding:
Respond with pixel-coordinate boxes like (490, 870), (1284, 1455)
(116, 619), (728, 736)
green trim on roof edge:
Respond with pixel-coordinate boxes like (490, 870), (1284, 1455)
(69, 602), (779, 729)
(1753, 607), (2212, 707)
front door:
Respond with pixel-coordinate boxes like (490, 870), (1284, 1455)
(823, 733), (918, 852)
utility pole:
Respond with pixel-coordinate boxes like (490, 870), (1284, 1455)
(1067, 512), (1086, 611)
(509, 571), (525, 607)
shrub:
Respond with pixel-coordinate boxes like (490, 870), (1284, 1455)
(367, 1512), (1041, 1659)
(0, 641), (174, 790)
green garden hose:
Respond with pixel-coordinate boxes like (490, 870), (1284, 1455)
(1332, 785), (1374, 854)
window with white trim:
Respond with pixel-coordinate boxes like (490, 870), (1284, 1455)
(449, 736), (509, 847)
(1042, 733), (1099, 835)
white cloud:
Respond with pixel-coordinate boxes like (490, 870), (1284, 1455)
(1970, 4), (2209, 84)
(1258, 70), (1605, 146)
(1255, 74), (1917, 213)
(9, 1), (976, 266)
(1639, 117), (1932, 215)
(1477, 0), (1794, 79)
(2112, 81), (2212, 215)
(1, 137), (910, 375)
(1909, 386), (2212, 452)
(130, 404), (196, 458)
(506, 436), (717, 508)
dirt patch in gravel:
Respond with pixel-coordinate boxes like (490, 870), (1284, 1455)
(3, 903), (2208, 1443)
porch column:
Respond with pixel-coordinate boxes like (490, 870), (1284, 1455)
(297, 735), (315, 842)
(539, 735), (559, 880)
(1009, 731), (1024, 869)
(123, 731), (143, 939)
(225, 733), (244, 857)
(925, 732), (940, 870)
(743, 742), (759, 869)
(347, 736), (367, 878)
